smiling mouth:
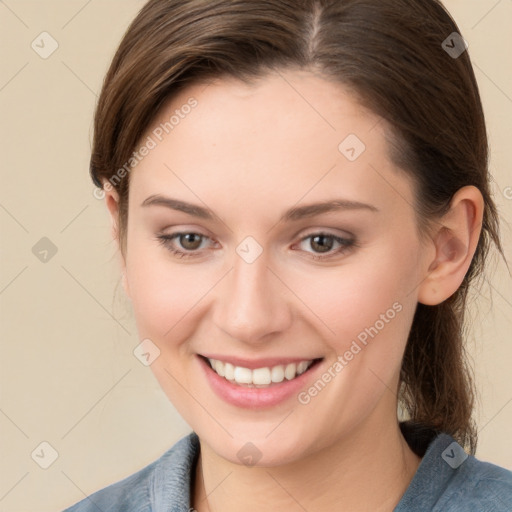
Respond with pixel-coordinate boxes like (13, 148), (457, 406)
(200, 355), (323, 388)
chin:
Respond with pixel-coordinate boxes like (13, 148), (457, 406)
(200, 426), (315, 468)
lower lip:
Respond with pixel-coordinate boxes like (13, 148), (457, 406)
(197, 355), (323, 409)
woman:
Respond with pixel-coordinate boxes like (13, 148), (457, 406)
(63, 0), (512, 510)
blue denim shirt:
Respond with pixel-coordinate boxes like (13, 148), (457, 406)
(63, 431), (512, 511)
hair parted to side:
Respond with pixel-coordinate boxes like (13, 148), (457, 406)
(90, 0), (505, 454)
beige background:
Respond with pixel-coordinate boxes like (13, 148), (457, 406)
(0, 1), (511, 510)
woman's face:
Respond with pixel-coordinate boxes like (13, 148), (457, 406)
(117, 69), (434, 466)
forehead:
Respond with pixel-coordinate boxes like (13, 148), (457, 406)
(129, 70), (415, 225)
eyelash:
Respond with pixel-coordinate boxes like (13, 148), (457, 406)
(156, 231), (357, 261)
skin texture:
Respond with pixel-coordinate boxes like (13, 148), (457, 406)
(103, 69), (483, 511)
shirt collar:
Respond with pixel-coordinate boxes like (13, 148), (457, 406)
(153, 430), (464, 511)
(152, 431), (201, 512)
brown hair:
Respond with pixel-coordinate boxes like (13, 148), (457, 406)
(90, 0), (504, 454)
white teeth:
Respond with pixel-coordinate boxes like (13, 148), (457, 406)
(206, 358), (315, 387)
(224, 362), (235, 381)
(271, 365), (285, 383)
(297, 361), (309, 375)
(214, 359), (225, 377)
(234, 366), (252, 384)
(284, 363), (297, 380)
(252, 367), (271, 385)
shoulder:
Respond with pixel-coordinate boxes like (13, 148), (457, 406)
(445, 452), (512, 510)
(62, 432), (200, 512)
(396, 432), (512, 511)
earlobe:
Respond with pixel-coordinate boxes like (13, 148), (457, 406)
(418, 186), (484, 306)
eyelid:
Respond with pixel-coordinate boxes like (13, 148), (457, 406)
(296, 226), (355, 240)
(158, 226), (353, 245)
(160, 231), (216, 249)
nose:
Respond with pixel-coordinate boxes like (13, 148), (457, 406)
(212, 249), (293, 345)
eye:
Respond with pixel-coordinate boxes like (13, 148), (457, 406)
(156, 230), (357, 261)
(295, 232), (357, 260)
(156, 232), (213, 259)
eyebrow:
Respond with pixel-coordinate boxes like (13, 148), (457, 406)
(141, 194), (379, 222)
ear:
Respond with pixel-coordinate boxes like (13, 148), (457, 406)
(101, 181), (130, 298)
(417, 185), (484, 306)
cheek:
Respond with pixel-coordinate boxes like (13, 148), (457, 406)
(125, 239), (207, 343)
(289, 246), (418, 430)
(294, 242), (419, 347)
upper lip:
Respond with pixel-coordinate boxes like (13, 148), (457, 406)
(199, 354), (323, 369)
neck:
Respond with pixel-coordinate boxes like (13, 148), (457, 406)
(192, 416), (422, 512)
